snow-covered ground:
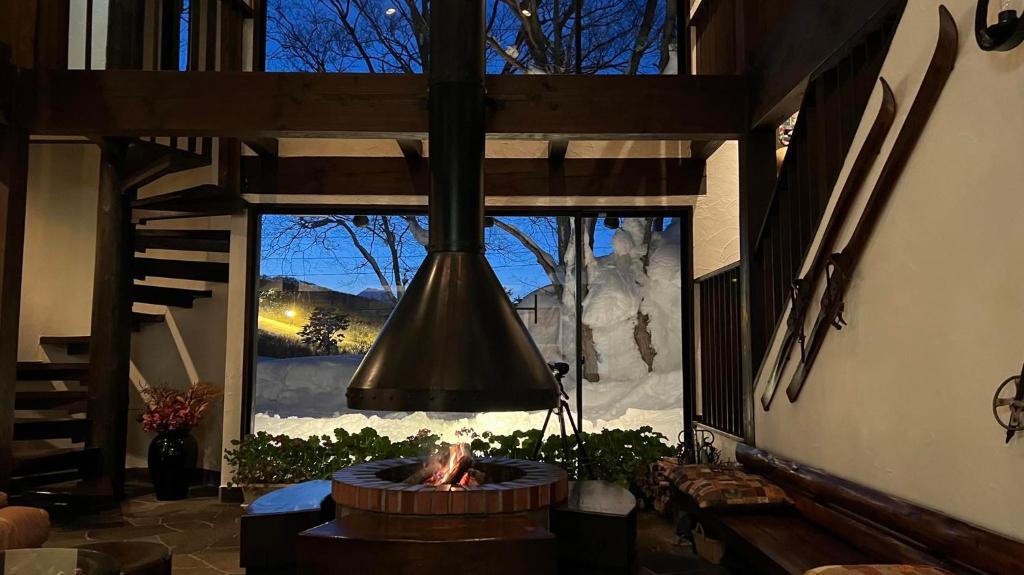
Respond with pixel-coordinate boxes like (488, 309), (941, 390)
(253, 219), (686, 444)
(252, 355), (684, 442)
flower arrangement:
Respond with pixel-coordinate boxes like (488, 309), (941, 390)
(139, 382), (220, 434)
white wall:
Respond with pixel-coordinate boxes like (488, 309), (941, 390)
(754, 0), (1024, 541)
(19, 144), (100, 361)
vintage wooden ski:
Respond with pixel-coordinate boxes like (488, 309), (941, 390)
(786, 5), (958, 403)
(760, 78), (896, 411)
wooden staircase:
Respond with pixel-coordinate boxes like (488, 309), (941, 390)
(10, 136), (239, 503)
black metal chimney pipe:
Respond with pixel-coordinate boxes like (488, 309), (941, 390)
(345, 0), (559, 412)
(429, 0), (486, 253)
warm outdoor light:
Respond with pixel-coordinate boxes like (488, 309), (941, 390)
(976, 0), (1024, 50)
(385, 7), (397, 15)
(285, 309), (296, 319)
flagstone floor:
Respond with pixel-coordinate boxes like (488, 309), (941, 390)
(44, 487), (729, 575)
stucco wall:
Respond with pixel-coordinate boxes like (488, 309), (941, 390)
(754, 0), (1024, 540)
(693, 142), (740, 278)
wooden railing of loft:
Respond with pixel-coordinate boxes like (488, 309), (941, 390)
(35, 0), (252, 157)
(695, 262), (744, 439)
(747, 10), (901, 372)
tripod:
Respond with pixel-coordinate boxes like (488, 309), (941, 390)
(532, 362), (595, 478)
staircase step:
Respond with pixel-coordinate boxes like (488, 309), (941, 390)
(122, 139), (210, 190)
(17, 478), (117, 515)
(39, 335), (90, 356)
(135, 229), (231, 253)
(132, 284), (213, 308)
(16, 362), (89, 381)
(14, 447), (101, 478)
(14, 417), (90, 441)
(133, 184), (244, 215)
(16, 389), (90, 410)
(134, 257), (230, 283)
(132, 312), (165, 331)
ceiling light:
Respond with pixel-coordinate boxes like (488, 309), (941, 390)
(521, 9), (532, 17)
(385, 7), (397, 15)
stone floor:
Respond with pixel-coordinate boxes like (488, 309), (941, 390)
(46, 491), (244, 575)
(45, 488), (729, 575)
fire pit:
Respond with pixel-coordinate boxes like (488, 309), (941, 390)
(297, 449), (567, 575)
(331, 447), (568, 516)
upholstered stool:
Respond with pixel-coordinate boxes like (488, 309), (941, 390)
(78, 542), (172, 575)
(805, 566), (954, 575)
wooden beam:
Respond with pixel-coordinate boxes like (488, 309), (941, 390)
(0, 62), (29, 491)
(0, 0), (37, 69)
(87, 139), (133, 500)
(242, 156), (706, 198)
(36, 0), (70, 70)
(29, 71), (748, 139)
(748, 0), (903, 128)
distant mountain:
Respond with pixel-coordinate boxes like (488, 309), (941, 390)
(259, 275), (395, 321)
(358, 288), (394, 302)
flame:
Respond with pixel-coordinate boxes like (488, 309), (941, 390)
(423, 443), (473, 486)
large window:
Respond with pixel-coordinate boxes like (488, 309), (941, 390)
(265, 0), (679, 74)
(250, 211), (686, 442)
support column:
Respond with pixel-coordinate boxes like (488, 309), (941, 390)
(0, 52), (29, 490)
(738, 129), (777, 446)
(680, 208), (697, 461)
(87, 139), (133, 500)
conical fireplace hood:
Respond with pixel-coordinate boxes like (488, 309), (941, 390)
(345, 0), (559, 413)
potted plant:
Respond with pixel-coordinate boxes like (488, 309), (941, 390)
(139, 382), (219, 501)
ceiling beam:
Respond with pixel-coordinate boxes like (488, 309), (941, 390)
(748, 0), (903, 128)
(242, 156), (705, 199)
(28, 71), (748, 140)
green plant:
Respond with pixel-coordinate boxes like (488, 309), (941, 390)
(224, 426), (672, 488)
(298, 307), (350, 355)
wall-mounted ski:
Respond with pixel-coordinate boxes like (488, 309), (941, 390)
(760, 78), (896, 411)
(786, 5), (959, 403)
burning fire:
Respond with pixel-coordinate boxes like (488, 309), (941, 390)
(405, 443), (487, 487)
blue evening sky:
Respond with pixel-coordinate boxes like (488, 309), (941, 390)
(260, 215), (620, 299)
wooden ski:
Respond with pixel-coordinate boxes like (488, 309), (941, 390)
(760, 78), (897, 411)
(786, 5), (959, 403)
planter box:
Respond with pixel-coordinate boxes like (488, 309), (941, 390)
(242, 483), (291, 507)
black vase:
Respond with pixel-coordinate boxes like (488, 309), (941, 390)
(148, 429), (198, 501)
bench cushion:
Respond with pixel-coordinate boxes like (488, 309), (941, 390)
(673, 464), (790, 509)
(635, 457), (678, 514)
(805, 566), (954, 575)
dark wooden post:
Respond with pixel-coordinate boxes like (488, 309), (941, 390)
(87, 139), (133, 500)
(0, 49), (29, 490)
(680, 208), (697, 461)
(737, 129), (777, 446)
(106, 0), (146, 69)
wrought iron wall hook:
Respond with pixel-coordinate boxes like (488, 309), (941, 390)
(993, 362), (1024, 443)
(976, 0), (1024, 51)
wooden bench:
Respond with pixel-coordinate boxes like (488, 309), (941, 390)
(682, 445), (1024, 575)
(239, 480), (334, 575)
